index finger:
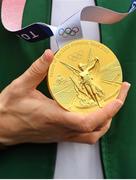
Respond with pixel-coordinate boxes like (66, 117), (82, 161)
(85, 82), (131, 130)
(60, 82), (130, 132)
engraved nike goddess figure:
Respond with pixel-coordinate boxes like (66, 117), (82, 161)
(60, 48), (104, 107)
(48, 40), (122, 113)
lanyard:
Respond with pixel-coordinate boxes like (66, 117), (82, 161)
(1, 0), (136, 48)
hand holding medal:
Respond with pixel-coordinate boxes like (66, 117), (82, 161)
(1, 0), (134, 113)
(0, 0), (132, 146)
(48, 40), (122, 113)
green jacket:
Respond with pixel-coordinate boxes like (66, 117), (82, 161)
(0, 0), (136, 178)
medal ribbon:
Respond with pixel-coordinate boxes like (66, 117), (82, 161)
(1, 0), (136, 48)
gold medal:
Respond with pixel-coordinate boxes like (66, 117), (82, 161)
(48, 40), (122, 113)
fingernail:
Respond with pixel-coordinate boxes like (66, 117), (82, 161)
(126, 82), (131, 87)
(45, 49), (54, 62)
(124, 82), (131, 90)
(41, 50), (53, 63)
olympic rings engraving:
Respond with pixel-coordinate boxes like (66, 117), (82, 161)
(132, 2), (136, 8)
(58, 27), (79, 38)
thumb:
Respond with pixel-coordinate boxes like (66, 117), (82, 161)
(20, 49), (54, 89)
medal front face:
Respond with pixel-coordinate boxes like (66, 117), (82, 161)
(48, 40), (122, 113)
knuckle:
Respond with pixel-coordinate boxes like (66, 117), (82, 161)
(8, 79), (22, 95)
(11, 79), (21, 89)
(106, 122), (111, 130)
(89, 136), (98, 144)
(104, 110), (113, 120)
(103, 123), (111, 133)
(80, 118), (92, 132)
(0, 102), (6, 115)
(117, 100), (124, 109)
(5, 78), (25, 102)
(67, 115), (88, 132)
(30, 62), (41, 75)
(82, 119), (95, 132)
(30, 60), (44, 76)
